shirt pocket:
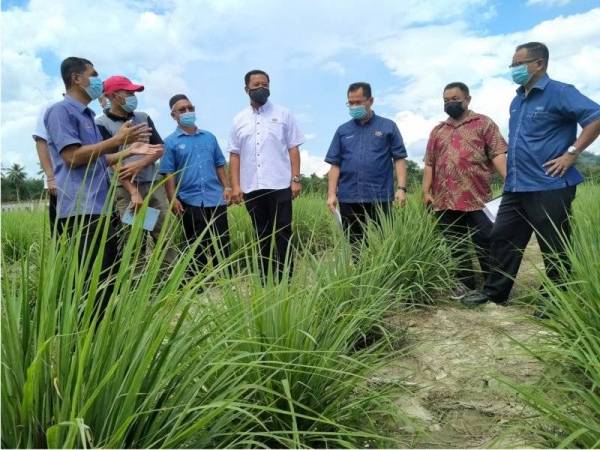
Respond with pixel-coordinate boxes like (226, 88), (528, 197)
(524, 110), (561, 138)
(267, 121), (285, 144)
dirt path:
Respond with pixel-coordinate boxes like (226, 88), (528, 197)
(378, 238), (549, 448)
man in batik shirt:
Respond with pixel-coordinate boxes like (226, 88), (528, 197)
(423, 82), (507, 299)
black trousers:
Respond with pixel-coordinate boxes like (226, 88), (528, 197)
(483, 185), (576, 303)
(244, 188), (293, 281)
(339, 202), (391, 245)
(181, 202), (230, 274)
(48, 193), (57, 235)
(436, 209), (493, 290)
(56, 214), (119, 317)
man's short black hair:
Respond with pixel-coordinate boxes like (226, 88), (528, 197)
(516, 41), (549, 66)
(244, 70), (270, 86)
(169, 94), (189, 109)
(347, 82), (372, 99)
(443, 82), (470, 96)
(61, 57), (93, 89)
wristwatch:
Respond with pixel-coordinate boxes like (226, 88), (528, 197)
(566, 145), (579, 156)
(397, 186), (407, 192)
(291, 175), (301, 183)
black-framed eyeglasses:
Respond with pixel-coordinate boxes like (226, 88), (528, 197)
(508, 59), (539, 69)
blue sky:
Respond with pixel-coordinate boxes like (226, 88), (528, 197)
(2, 0), (599, 176)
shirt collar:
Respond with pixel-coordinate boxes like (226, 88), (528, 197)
(444, 110), (478, 128)
(105, 108), (134, 121)
(517, 73), (550, 95)
(64, 94), (94, 115)
(353, 111), (377, 126)
(175, 126), (203, 137)
(251, 100), (273, 114)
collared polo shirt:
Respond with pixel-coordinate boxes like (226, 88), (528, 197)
(96, 109), (163, 183)
(425, 111), (507, 211)
(44, 95), (110, 219)
(160, 127), (226, 207)
(505, 74), (600, 192)
(228, 101), (304, 193)
(324, 113), (407, 203)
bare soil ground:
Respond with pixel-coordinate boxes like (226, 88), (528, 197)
(380, 236), (549, 448)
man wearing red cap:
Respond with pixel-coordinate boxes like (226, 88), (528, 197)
(96, 75), (176, 263)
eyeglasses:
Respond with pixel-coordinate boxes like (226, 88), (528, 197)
(173, 105), (195, 113)
(508, 59), (539, 68)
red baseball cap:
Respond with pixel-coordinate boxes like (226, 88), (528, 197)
(103, 75), (144, 95)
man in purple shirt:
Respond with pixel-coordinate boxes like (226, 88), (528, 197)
(44, 56), (160, 308)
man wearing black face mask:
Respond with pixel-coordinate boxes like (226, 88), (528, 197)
(423, 82), (507, 299)
(228, 69), (304, 282)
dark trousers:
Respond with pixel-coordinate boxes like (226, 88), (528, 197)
(339, 202), (391, 245)
(436, 209), (493, 290)
(244, 188), (293, 281)
(483, 186), (576, 303)
(56, 214), (119, 317)
(181, 202), (230, 274)
(48, 193), (57, 235)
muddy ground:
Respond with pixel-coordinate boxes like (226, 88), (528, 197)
(378, 236), (550, 448)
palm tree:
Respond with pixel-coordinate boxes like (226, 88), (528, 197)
(6, 163), (27, 202)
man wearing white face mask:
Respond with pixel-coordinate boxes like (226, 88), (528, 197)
(95, 75), (175, 262)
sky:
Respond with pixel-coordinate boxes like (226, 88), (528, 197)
(1, 0), (599, 177)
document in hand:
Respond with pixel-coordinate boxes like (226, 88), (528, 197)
(483, 196), (502, 223)
(121, 206), (160, 231)
(331, 207), (343, 229)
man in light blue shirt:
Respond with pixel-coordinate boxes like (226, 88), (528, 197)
(160, 94), (231, 274)
(463, 42), (600, 308)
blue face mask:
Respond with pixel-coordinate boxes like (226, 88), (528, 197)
(122, 95), (138, 113)
(179, 111), (196, 127)
(511, 64), (532, 86)
(84, 76), (104, 100)
(349, 105), (368, 120)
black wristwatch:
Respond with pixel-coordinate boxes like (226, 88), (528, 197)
(397, 186), (407, 192)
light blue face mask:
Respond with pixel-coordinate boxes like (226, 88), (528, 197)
(122, 95), (138, 113)
(84, 76), (104, 100)
(349, 105), (368, 120)
(511, 64), (532, 86)
(179, 111), (196, 127)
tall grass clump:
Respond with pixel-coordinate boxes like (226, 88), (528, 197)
(508, 183), (600, 448)
(2, 190), (410, 448)
(1, 208), (46, 263)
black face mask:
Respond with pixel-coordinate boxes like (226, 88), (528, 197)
(248, 87), (270, 105)
(444, 101), (465, 119)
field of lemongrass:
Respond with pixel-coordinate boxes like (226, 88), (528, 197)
(2, 184), (599, 448)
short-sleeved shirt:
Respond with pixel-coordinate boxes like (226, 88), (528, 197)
(228, 101), (304, 193)
(324, 113), (407, 203)
(506, 74), (600, 193)
(96, 110), (163, 183)
(44, 95), (110, 219)
(424, 111), (507, 211)
(160, 127), (226, 207)
(33, 105), (51, 141)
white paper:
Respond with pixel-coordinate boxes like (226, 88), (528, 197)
(483, 196), (502, 223)
(331, 207), (343, 229)
(121, 206), (160, 231)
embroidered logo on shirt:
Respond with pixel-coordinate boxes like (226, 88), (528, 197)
(271, 118), (279, 122)
(178, 144), (186, 150)
(344, 135), (354, 139)
(535, 107), (545, 111)
(374, 130), (383, 137)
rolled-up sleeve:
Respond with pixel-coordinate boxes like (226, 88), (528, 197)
(227, 122), (241, 155)
(285, 112), (304, 149)
(159, 139), (176, 174)
(559, 84), (600, 127)
(44, 105), (81, 153)
(324, 129), (342, 165)
(390, 122), (407, 160)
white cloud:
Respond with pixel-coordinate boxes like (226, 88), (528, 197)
(527, 0), (572, 6)
(300, 149), (329, 176)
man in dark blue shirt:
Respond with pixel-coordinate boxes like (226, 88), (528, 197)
(325, 82), (408, 245)
(464, 42), (600, 307)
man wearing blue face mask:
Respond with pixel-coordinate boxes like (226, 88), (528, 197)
(463, 42), (600, 311)
(160, 94), (231, 275)
(325, 82), (408, 245)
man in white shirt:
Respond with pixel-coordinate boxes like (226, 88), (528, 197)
(33, 104), (58, 233)
(228, 69), (304, 281)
